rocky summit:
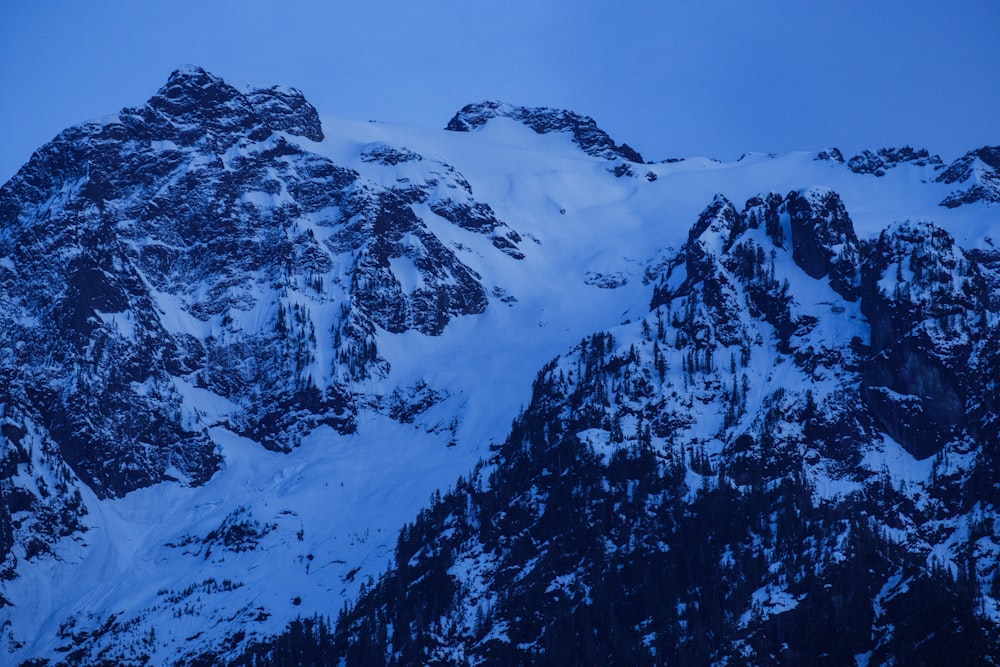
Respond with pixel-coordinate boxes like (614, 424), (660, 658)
(1, 67), (999, 665)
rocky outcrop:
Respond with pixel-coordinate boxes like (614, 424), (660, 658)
(445, 100), (644, 164)
(654, 189), (862, 353)
(244, 83), (325, 143)
(651, 188), (996, 465)
(814, 147), (845, 163)
(134, 64), (324, 149)
(339, 189), (491, 336)
(650, 194), (750, 351)
(937, 146), (1000, 207)
(360, 143), (525, 259)
(860, 221), (989, 458)
(847, 146), (943, 176)
(785, 188), (861, 301)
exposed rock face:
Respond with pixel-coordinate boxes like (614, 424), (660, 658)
(654, 188), (861, 351)
(686, 193), (745, 251)
(814, 147), (845, 162)
(860, 221), (988, 458)
(243, 84), (325, 143)
(0, 67), (517, 501)
(445, 100), (644, 164)
(361, 143), (524, 259)
(937, 145), (1000, 207)
(647, 189), (873, 470)
(651, 194), (750, 350)
(0, 401), (88, 580)
(135, 64), (324, 148)
(335, 188), (491, 336)
(785, 188), (861, 301)
(847, 146), (943, 176)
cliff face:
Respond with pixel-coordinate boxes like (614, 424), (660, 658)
(0, 66), (522, 505)
(860, 221), (989, 458)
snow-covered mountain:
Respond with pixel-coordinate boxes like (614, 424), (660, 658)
(1, 66), (998, 665)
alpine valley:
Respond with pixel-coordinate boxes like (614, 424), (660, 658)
(2, 67), (1000, 666)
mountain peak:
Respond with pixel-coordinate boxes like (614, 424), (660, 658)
(937, 145), (1000, 208)
(445, 100), (644, 164)
(149, 64), (247, 117)
(167, 63), (222, 85)
(140, 65), (323, 144)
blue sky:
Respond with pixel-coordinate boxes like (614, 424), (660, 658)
(1, 1), (998, 182)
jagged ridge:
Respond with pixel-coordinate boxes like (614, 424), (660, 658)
(446, 100), (644, 164)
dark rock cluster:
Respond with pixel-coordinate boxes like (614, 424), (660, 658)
(847, 146), (943, 176)
(937, 146), (1000, 207)
(446, 100), (644, 164)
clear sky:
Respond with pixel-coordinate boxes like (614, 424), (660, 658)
(1, 1), (998, 183)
